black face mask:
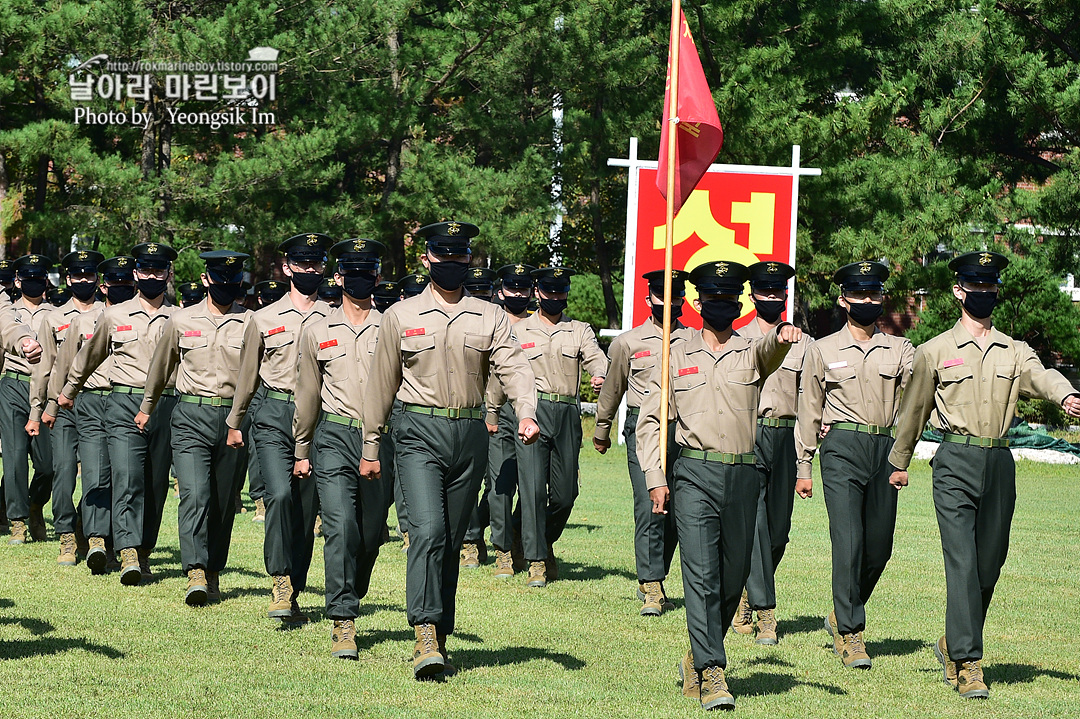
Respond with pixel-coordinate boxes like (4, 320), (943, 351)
(428, 261), (470, 291)
(502, 295), (531, 315)
(846, 301), (883, 326)
(342, 272), (377, 300)
(19, 278), (47, 299)
(106, 284), (137, 305)
(651, 302), (683, 323)
(754, 299), (785, 324)
(69, 281), (98, 302)
(290, 271), (323, 297)
(136, 277), (167, 299)
(540, 298), (567, 316)
(700, 298), (742, 332)
(207, 284), (242, 307)
(961, 291), (997, 319)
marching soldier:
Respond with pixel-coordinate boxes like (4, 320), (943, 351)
(795, 261), (913, 669)
(42, 256), (135, 573)
(3, 254), (56, 544)
(360, 220), (539, 679)
(60, 242), (179, 585)
(637, 260), (800, 710)
(136, 251), (251, 605)
(593, 269), (690, 615)
(515, 267), (607, 588)
(177, 281), (207, 308)
(398, 273), (429, 299)
(27, 250), (105, 564)
(732, 261), (813, 644)
(459, 266), (497, 568)
(225, 232), (332, 624)
(888, 251), (1080, 699)
(293, 238), (387, 659)
(0, 259), (18, 302)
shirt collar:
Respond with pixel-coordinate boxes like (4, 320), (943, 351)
(327, 305), (380, 333)
(415, 284), (484, 318)
(684, 330), (752, 361)
(837, 322), (887, 351)
(950, 320), (1010, 350)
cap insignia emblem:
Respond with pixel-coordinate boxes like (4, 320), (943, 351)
(306, 234), (319, 246)
(979, 252), (993, 266)
(767, 262), (779, 273)
(447, 222), (461, 236)
(715, 262), (728, 276)
(859, 262), (872, 274)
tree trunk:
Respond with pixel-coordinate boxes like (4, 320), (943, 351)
(139, 99), (157, 243)
(379, 24), (407, 278)
(0, 152), (7, 260)
(158, 110), (172, 244)
(589, 96), (620, 328)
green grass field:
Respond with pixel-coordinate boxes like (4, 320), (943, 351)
(1, 431), (1079, 718)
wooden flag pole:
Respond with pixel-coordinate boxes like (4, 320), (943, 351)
(659, 0), (681, 477)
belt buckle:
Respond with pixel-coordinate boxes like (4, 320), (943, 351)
(446, 407), (461, 419)
(210, 397), (223, 407)
(867, 424), (880, 434)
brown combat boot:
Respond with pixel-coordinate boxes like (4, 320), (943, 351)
(282, 599), (310, 626)
(825, 611), (843, 656)
(731, 591), (754, 635)
(27, 504), (47, 542)
(526, 561), (547, 588)
(934, 635), (957, 689)
(460, 542), (480, 569)
(437, 631), (457, 676)
(268, 574), (294, 618)
(401, 531), (410, 554)
(86, 537), (108, 574)
(313, 514), (323, 538)
(74, 518), (89, 559)
(510, 535), (526, 572)
(137, 547), (153, 582)
(185, 568), (208, 606)
(956, 660), (989, 699)
(640, 581), (666, 616)
(119, 548), (142, 585)
(331, 619), (358, 660)
(412, 623), (444, 678)
(8, 520), (27, 545)
(493, 549), (514, 578)
(678, 649), (700, 699)
(545, 544), (559, 581)
(699, 665), (735, 710)
(756, 608), (778, 645)
(57, 533), (78, 566)
(252, 497), (266, 522)
(839, 632), (872, 669)
(206, 571), (220, 603)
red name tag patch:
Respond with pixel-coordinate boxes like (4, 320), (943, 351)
(678, 366), (699, 377)
(116, 325), (132, 332)
(84, 333), (93, 340)
(521, 342), (535, 350)
(57, 323), (70, 332)
(319, 339), (338, 350)
(184, 330), (202, 338)
(633, 350), (651, 359)
(267, 326), (286, 336)
(943, 358), (964, 368)
(405, 328), (425, 337)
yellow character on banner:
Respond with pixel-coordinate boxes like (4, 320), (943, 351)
(652, 188), (777, 314)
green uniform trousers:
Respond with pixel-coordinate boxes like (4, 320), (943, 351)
(745, 423), (798, 609)
(470, 403), (519, 551)
(106, 390), (176, 551)
(314, 419), (387, 618)
(74, 391), (112, 538)
(674, 454), (762, 670)
(624, 410), (678, 583)
(49, 406), (80, 535)
(254, 394), (318, 590)
(517, 398), (582, 562)
(820, 429), (898, 634)
(172, 402), (248, 572)
(0, 375), (53, 521)
(932, 442), (1015, 662)
(394, 411), (486, 634)
(383, 399), (407, 531)
(243, 385), (266, 502)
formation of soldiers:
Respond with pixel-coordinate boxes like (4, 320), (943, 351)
(0, 225), (1077, 710)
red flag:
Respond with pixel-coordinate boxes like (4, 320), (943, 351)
(657, 11), (723, 213)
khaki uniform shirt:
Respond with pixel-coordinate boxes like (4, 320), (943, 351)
(139, 301), (250, 416)
(637, 326), (792, 490)
(292, 307), (381, 460)
(795, 324), (914, 479)
(361, 286), (538, 462)
(482, 307), (529, 424)
(889, 321), (1079, 469)
(737, 318), (813, 419)
(594, 319), (692, 442)
(44, 307), (111, 417)
(63, 297), (176, 398)
(5, 298), (51, 376)
(225, 294), (332, 429)
(0, 296), (34, 364)
(29, 300), (101, 422)
(514, 312), (608, 397)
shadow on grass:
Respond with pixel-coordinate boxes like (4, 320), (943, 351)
(729, 671), (846, 697)
(452, 646), (586, 672)
(780, 614), (829, 636)
(554, 560), (637, 584)
(0, 616), (124, 660)
(743, 654), (795, 669)
(985, 662), (1080, 685)
(563, 522), (603, 533)
(145, 547), (268, 584)
(866, 637), (928, 658)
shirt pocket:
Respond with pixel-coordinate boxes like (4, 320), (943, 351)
(557, 342), (581, 380)
(991, 363), (1018, 405)
(726, 367), (761, 411)
(263, 330), (295, 358)
(824, 365), (856, 387)
(401, 333), (437, 377)
(463, 332), (492, 376)
(317, 343), (349, 380)
(672, 372), (708, 417)
(178, 334), (209, 360)
(111, 329), (139, 352)
(937, 365), (974, 406)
